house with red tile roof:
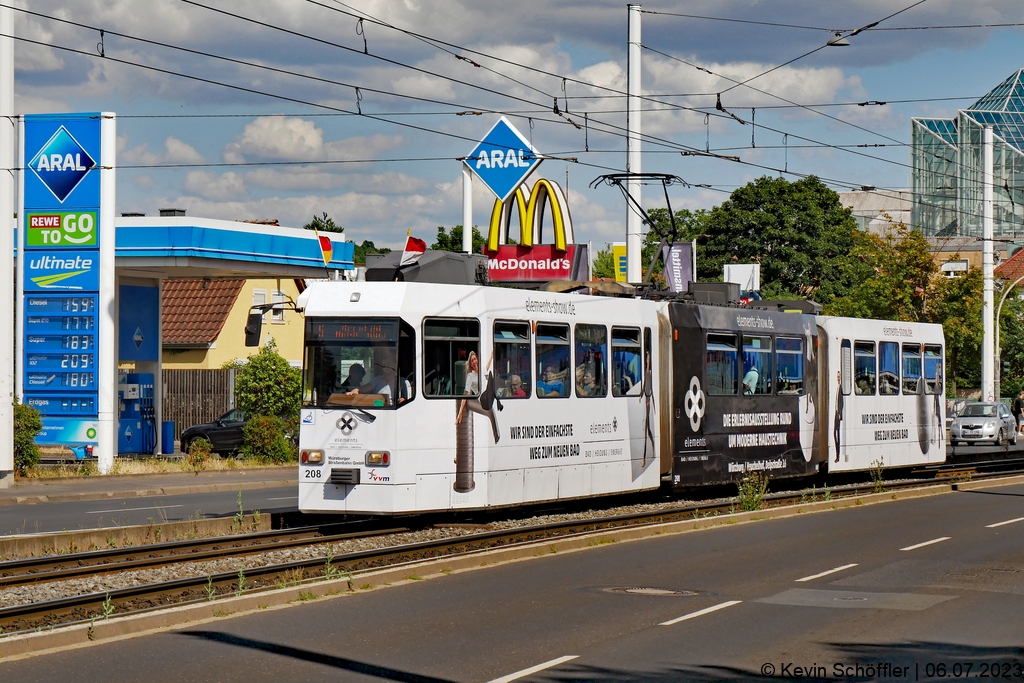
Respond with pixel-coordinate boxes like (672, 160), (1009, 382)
(162, 277), (305, 369)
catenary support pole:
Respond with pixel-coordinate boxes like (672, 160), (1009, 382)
(982, 125), (995, 401)
(626, 4), (642, 283)
(0, 5), (15, 487)
(462, 162), (472, 254)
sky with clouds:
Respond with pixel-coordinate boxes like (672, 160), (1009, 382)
(10, 0), (1024, 248)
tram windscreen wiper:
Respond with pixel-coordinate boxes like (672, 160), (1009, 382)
(351, 407), (376, 423)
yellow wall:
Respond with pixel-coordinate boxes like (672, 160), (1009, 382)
(162, 278), (305, 369)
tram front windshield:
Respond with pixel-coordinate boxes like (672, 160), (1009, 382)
(303, 318), (411, 409)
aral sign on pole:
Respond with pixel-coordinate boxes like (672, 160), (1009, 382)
(19, 113), (116, 472)
(466, 116), (541, 202)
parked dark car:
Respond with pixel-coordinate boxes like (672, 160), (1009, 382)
(180, 408), (247, 454)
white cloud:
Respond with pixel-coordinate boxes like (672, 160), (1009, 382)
(119, 136), (205, 167)
(222, 117), (405, 163)
(183, 171), (245, 201)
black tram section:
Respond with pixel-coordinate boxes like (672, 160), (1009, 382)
(669, 303), (820, 486)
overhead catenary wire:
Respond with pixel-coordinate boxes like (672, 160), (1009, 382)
(718, 0), (930, 94)
(9, 4), (995, 226)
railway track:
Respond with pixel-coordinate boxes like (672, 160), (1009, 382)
(0, 521), (407, 589)
(1, 469), (1021, 636)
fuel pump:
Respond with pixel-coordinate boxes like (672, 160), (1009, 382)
(118, 372), (155, 454)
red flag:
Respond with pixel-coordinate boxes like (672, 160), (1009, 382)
(317, 234), (333, 266)
(400, 232), (426, 267)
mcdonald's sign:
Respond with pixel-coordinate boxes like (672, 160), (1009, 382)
(485, 179), (589, 282)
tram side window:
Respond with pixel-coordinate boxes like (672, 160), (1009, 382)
(612, 327), (642, 397)
(707, 333), (738, 395)
(741, 335), (772, 395)
(423, 318), (479, 397)
(854, 341), (876, 396)
(902, 344), (922, 395)
(776, 337), (803, 395)
(494, 321), (531, 398)
(878, 341), (899, 395)
(575, 324), (607, 398)
(924, 344), (943, 395)
(536, 323), (571, 398)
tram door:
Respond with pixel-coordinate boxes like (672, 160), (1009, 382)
(833, 339), (852, 464)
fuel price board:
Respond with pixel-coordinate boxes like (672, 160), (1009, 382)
(24, 294), (98, 417)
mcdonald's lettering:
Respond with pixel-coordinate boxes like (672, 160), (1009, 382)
(484, 178), (588, 282)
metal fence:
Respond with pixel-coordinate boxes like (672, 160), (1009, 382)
(162, 369), (235, 442)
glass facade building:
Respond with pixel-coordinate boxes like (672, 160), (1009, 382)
(912, 69), (1024, 238)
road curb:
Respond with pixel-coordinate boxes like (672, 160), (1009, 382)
(952, 473), (1024, 491)
(0, 478), (297, 507)
(0, 482), (952, 661)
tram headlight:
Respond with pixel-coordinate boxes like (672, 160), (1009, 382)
(301, 449), (324, 465)
(365, 451), (390, 467)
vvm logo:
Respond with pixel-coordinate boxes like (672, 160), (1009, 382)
(27, 212), (97, 247)
(25, 251), (99, 291)
(28, 126), (96, 203)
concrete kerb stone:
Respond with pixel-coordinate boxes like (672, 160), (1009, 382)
(0, 514), (272, 560)
(0, 482), (954, 661)
(0, 478), (297, 507)
(952, 473), (1024, 491)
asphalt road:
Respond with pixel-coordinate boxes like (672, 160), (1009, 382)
(3, 481), (1022, 682)
(0, 486), (298, 536)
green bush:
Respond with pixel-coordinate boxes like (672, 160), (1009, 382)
(231, 340), (302, 421)
(241, 415), (295, 463)
(185, 437), (213, 474)
(14, 400), (43, 474)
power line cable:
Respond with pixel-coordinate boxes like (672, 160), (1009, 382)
(719, 0), (930, 94)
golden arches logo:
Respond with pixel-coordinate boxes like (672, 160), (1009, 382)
(486, 179), (574, 253)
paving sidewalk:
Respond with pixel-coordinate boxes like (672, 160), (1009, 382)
(0, 467), (297, 505)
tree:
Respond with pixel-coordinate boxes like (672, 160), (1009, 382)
(825, 223), (986, 394)
(352, 240), (390, 266)
(302, 212), (343, 233)
(591, 246), (616, 279)
(431, 225), (486, 254)
(998, 291), (1024, 397)
(13, 400), (42, 474)
(699, 176), (859, 303)
(231, 340), (302, 420)
(826, 224), (936, 321)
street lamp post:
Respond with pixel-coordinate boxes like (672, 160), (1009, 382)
(994, 274), (1024, 401)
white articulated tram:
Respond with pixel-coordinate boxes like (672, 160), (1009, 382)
(296, 280), (667, 514)
(291, 275), (948, 516)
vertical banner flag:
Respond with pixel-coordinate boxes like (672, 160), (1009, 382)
(400, 231), (427, 267)
(661, 242), (694, 293)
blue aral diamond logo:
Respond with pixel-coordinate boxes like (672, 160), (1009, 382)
(28, 126), (96, 203)
(466, 116), (542, 202)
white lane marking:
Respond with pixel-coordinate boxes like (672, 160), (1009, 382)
(86, 505), (184, 514)
(795, 563), (858, 582)
(900, 536), (951, 551)
(267, 496), (298, 501)
(487, 656), (579, 683)
(659, 600), (742, 626)
(986, 517), (1024, 528)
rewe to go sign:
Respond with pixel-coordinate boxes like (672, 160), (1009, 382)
(26, 212), (97, 247)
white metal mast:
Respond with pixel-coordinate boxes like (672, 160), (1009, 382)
(626, 4), (642, 283)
